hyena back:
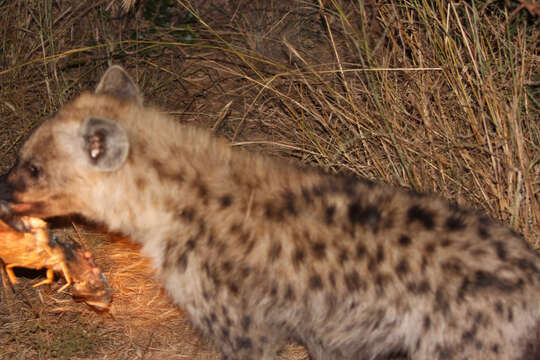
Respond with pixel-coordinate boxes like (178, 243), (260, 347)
(6, 66), (540, 359)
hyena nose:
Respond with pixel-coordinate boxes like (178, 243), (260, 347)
(0, 173), (14, 201)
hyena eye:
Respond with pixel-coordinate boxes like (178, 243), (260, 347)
(25, 162), (41, 179)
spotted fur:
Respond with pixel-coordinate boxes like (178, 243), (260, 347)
(7, 66), (540, 360)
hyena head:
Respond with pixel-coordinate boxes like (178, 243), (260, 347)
(7, 66), (141, 219)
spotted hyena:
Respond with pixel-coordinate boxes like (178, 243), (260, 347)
(5, 66), (540, 359)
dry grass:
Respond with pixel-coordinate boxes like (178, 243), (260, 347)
(0, 0), (538, 359)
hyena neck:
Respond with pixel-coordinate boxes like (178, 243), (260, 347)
(91, 118), (297, 250)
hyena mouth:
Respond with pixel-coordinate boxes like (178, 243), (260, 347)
(9, 202), (44, 215)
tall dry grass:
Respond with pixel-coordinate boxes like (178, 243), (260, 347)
(169, 0), (539, 243)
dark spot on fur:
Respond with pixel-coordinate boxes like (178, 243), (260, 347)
(492, 241), (507, 261)
(494, 301), (503, 315)
(514, 258), (538, 273)
(440, 238), (452, 247)
(356, 243), (367, 259)
(445, 215), (466, 231)
(265, 202), (284, 221)
(229, 283), (239, 295)
(282, 190), (297, 215)
(472, 270), (523, 293)
(461, 324), (478, 343)
(311, 242), (326, 260)
(284, 284), (295, 301)
(325, 204), (336, 224)
(135, 177), (147, 191)
(241, 316), (251, 331)
(367, 256), (378, 272)
(434, 288), (450, 315)
(229, 222), (242, 233)
(309, 274), (323, 290)
(398, 235), (411, 246)
(435, 344), (454, 359)
(344, 271), (364, 292)
(424, 242), (435, 253)
(339, 248), (349, 264)
(237, 232), (249, 244)
(239, 266), (251, 278)
(376, 244), (385, 262)
(191, 175), (209, 198)
(368, 256), (379, 273)
(151, 159), (185, 183)
(311, 185), (324, 197)
(423, 315), (431, 331)
(521, 339), (540, 360)
(348, 202), (381, 228)
(301, 186), (313, 204)
(177, 252), (188, 271)
(186, 237), (197, 250)
(478, 226), (489, 239)
(470, 248), (488, 257)
(491, 344), (499, 353)
(236, 336), (253, 349)
(407, 280), (431, 294)
(292, 248), (306, 268)
(407, 205), (435, 230)
(442, 262), (463, 279)
(507, 307), (514, 322)
(179, 207), (196, 222)
(396, 259), (409, 276)
(151, 159), (165, 174)
(196, 182), (209, 199)
(243, 239), (255, 256)
(220, 326), (229, 340)
(196, 221), (206, 234)
(457, 277), (470, 301)
(221, 261), (233, 273)
(270, 283), (278, 296)
(268, 242), (282, 262)
(214, 238), (228, 254)
(219, 194), (233, 208)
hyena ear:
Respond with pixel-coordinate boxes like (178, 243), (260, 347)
(80, 117), (129, 171)
(95, 65), (142, 105)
